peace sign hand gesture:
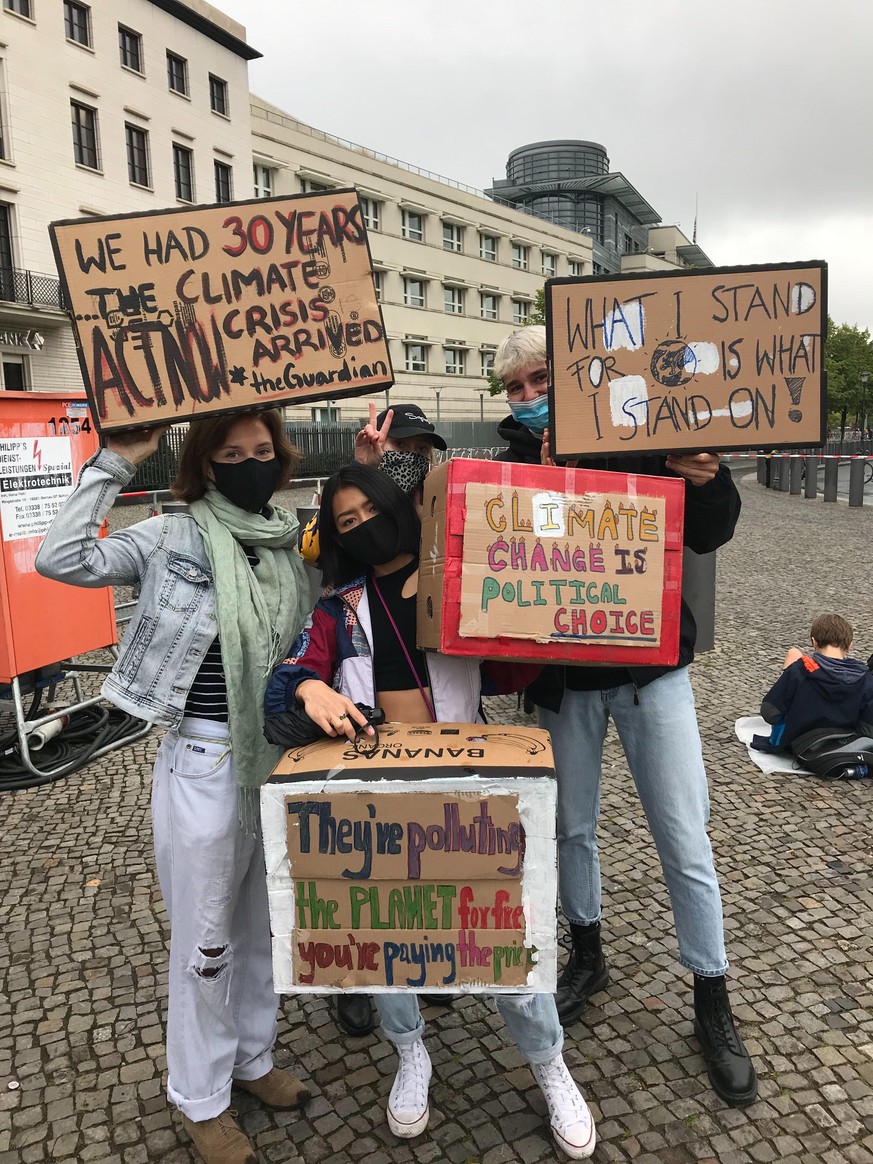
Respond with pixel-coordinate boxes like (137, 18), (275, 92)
(354, 402), (393, 466)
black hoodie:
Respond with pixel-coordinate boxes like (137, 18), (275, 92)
(761, 653), (873, 749)
(495, 415), (742, 712)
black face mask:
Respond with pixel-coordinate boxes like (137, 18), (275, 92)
(337, 512), (402, 566)
(209, 457), (282, 513)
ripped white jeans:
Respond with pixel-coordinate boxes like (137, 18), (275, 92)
(376, 992), (563, 1065)
(152, 718), (278, 1120)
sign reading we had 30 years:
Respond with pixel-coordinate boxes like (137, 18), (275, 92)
(50, 190), (392, 433)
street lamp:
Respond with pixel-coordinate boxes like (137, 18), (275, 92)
(432, 386), (442, 423)
(477, 389), (486, 422)
(861, 371), (869, 446)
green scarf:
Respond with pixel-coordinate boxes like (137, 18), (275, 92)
(189, 487), (308, 802)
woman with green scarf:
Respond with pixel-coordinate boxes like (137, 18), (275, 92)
(36, 409), (312, 1164)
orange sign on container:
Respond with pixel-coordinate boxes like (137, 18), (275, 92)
(0, 391), (117, 684)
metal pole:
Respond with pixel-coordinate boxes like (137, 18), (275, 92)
(804, 456), (818, 499)
(848, 459), (865, 507)
(823, 458), (839, 502)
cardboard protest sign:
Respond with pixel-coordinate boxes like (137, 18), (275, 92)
(418, 458), (684, 666)
(546, 261), (827, 459)
(261, 724), (558, 993)
(49, 190), (392, 432)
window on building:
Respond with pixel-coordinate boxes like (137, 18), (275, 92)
(214, 160), (232, 204)
(0, 61), (9, 162)
(64, 2), (91, 46)
(568, 259), (584, 277)
(300, 177), (330, 194)
(444, 285), (464, 315)
(167, 51), (188, 96)
(592, 261), (606, 276)
(3, 0), (32, 17)
(1, 355), (27, 390)
(0, 203), (15, 302)
(479, 233), (497, 262)
(541, 252), (557, 277)
(512, 299), (531, 325)
(118, 25), (143, 73)
(401, 209), (424, 242)
(511, 242), (529, 270)
(71, 100), (99, 170)
(372, 270), (383, 302)
(209, 74), (229, 117)
(445, 347), (465, 376)
(359, 197), (381, 232)
(405, 343), (427, 373)
(442, 222), (462, 252)
(402, 277), (425, 308)
(173, 142), (194, 201)
(480, 293), (498, 321)
(480, 347), (496, 377)
(125, 123), (150, 187)
(252, 163), (273, 199)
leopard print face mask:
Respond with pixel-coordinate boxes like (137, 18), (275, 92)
(379, 450), (431, 495)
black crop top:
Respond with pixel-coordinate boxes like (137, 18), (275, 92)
(368, 558), (429, 693)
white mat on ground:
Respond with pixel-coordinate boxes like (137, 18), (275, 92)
(734, 716), (813, 776)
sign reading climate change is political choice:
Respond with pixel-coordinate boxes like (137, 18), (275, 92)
(260, 725), (559, 993)
(545, 261), (827, 460)
(49, 190), (392, 433)
(418, 458), (685, 667)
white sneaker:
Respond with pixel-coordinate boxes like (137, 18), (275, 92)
(531, 1054), (596, 1160)
(386, 1038), (432, 1138)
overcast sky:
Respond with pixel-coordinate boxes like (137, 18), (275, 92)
(217, 0), (873, 334)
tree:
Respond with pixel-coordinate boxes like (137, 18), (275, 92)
(487, 286), (547, 394)
(824, 317), (873, 424)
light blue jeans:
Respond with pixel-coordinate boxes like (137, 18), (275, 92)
(376, 993), (563, 1065)
(537, 667), (728, 977)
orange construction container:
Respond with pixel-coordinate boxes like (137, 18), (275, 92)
(0, 391), (116, 684)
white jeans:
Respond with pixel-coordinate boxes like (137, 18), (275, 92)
(152, 718), (278, 1120)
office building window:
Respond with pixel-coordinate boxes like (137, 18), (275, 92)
(401, 209), (424, 242)
(541, 252), (557, 277)
(480, 293), (498, 321)
(0, 203), (16, 299)
(568, 259), (584, 277)
(64, 2), (91, 46)
(479, 233), (497, 262)
(167, 51), (188, 95)
(592, 261), (607, 276)
(3, 0), (32, 17)
(512, 299), (531, 325)
(402, 277), (425, 308)
(480, 347), (496, 377)
(125, 123), (150, 187)
(209, 74), (229, 117)
(0, 62), (9, 161)
(173, 143), (194, 201)
(445, 347), (465, 376)
(511, 242), (529, 270)
(372, 270), (383, 302)
(444, 286), (464, 315)
(253, 164), (273, 198)
(118, 25), (143, 73)
(442, 222), (462, 252)
(358, 197), (380, 231)
(1, 354), (27, 390)
(300, 177), (330, 194)
(405, 343), (427, 373)
(71, 100), (99, 170)
(214, 160), (232, 203)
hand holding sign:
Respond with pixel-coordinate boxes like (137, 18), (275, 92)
(665, 452), (721, 487)
(355, 402), (393, 466)
(106, 425), (170, 466)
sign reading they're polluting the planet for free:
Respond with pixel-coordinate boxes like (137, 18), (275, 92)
(49, 190), (392, 433)
(545, 261), (827, 459)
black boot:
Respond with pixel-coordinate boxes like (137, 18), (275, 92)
(555, 922), (609, 1026)
(334, 993), (375, 1037)
(693, 975), (758, 1107)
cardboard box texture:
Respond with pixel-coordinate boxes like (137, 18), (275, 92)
(50, 189), (392, 432)
(418, 458), (684, 666)
(261, 724), (558, 992)
(546, 260), (827, 459)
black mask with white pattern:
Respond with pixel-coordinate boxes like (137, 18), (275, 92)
(379, 450), (430, 496)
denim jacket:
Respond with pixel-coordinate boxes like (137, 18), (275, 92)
(35, 448), (219, 728)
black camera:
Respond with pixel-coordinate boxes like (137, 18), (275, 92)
(355, 703), (386, 728)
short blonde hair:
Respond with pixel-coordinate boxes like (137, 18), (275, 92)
(493, 325), (548, 386)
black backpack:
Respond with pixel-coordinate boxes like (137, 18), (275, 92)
(791, 726), (873, 780)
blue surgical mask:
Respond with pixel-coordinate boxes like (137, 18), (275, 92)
(508, 395), (550, 435)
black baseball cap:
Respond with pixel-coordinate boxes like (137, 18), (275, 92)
(376, 403), (447, 450)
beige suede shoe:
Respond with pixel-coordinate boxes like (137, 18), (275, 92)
(235, 1066), (311, 1108)
(181, 1109), (256, 1164)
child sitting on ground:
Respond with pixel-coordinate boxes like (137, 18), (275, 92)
(760, 613), (873, 750)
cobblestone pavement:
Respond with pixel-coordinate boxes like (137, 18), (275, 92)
(2, 467), (873, 1164)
